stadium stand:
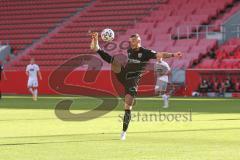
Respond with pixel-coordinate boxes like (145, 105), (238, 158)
(111, 0), (239, 69)
(1, 0), (239, 71)
(196, 38), (240, 69)
(212, 2), (240, 31)
(0, 0), (92, 63)
(7, 0), (161, 70)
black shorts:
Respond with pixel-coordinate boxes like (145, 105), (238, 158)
(115, 67), (139, 97)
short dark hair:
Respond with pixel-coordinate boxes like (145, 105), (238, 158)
(130, 33), (140, 39)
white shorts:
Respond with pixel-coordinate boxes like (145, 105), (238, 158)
(155, 79), (168, 92)
(27, 79), (38, 88)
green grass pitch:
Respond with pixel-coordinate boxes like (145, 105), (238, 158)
(0, 96), (239, 160)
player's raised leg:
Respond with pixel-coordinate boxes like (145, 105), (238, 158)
(90, 31), (122, 73)
(90, 32), (113, 63)
(90, 32), (100, 52)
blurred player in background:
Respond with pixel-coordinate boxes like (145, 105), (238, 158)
(0, 62), (7, 99)
(155, 58), (171, 108)
(26, 58), (42, 101)
(90, 32), (182, 140)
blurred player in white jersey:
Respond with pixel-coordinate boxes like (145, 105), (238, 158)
(155, 58), (171, 108)
(0, 63), (7, 99)
(26, 58), (42, 101)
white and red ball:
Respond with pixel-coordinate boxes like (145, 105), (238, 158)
(101, 28), (115, 42)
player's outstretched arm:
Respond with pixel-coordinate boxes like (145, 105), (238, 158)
(156, 51), (182, 60)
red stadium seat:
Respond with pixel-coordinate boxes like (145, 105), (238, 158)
(3, 0), (238, 70)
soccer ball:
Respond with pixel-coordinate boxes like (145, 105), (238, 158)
(101, 28), (115, 42)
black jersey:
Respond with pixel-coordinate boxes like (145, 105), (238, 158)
(124, 47), (157, 80)
(97, 47), (157, 97)
(114, 47), (157, 96)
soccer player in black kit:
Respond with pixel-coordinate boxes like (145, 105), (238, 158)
(90, 32), (182, 140)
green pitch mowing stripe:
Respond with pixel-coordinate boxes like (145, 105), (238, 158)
(0, 96), (239, 160)
(3, 95), (87, 100)
(2, 95), (240, 101)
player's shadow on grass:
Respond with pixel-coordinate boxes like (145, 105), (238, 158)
(1, 127), (240, 146)
(0, 138), (120, 147)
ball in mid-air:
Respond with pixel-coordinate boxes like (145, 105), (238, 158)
(101, 28), (115, 42)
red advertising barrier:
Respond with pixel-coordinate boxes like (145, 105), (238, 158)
(186, 69), (240, 96)
(2, 70), (156, 96)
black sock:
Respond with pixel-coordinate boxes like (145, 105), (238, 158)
(123, 110), (131, 132)
(97, 49), (113, 64)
